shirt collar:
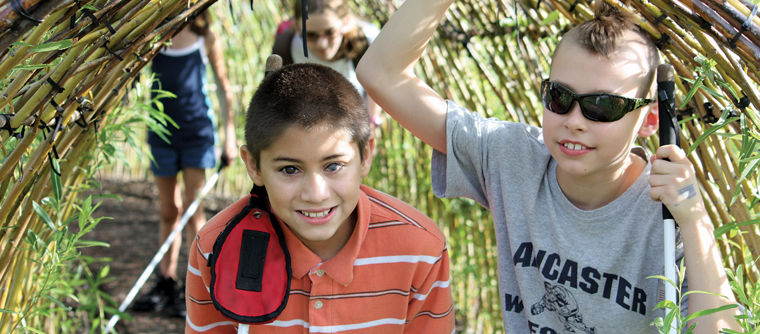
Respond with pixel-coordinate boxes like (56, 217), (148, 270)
(274, 187), (371, 286)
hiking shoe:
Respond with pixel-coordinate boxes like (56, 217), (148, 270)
(132, 275), (178, 312)
(169, 283), (187, 318)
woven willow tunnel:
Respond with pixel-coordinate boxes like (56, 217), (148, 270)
(0, 1), (217, 331)
(1, 0), (760, 332)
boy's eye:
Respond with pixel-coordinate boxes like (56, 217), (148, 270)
(281, 166), (299, 175)
(325, 163), (343, 173)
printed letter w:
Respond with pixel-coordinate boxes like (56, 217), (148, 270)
(504, 293), (524, 313)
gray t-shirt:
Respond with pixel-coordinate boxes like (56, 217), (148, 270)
(432, 101), (683, 333)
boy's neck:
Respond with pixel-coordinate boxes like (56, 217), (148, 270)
(556, 152), (647, 211)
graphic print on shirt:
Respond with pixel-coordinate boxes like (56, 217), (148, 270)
(505, 242), (652, 332)
(531, 282), (596, 334)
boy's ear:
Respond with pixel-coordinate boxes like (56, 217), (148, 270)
(361, 137), (376, 178)
(638, 104), (659, 138)
(240, 145), (265, 187)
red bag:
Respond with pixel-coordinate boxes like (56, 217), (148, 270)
(208, 187), (292, 323)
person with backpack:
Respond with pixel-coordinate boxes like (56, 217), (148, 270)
(272, 0), (384, 136)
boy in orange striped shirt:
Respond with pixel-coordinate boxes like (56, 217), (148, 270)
(185, 63), (455, 333)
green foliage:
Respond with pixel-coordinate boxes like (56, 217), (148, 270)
(11, 192), (121, 333)
(650, 260), (738, 333)
(724, 264), (760, 332)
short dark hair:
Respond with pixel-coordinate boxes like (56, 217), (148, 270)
(244, 63), (370, 168)
(555, 0), (659, 96)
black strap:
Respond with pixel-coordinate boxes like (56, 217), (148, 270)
(728, 5), (756, 49)
(48, 151), (62, 176)
(698, 17), (712, 30)
(728, 25), (749, 49)
(653, 14), (667, 25)
(236, 230), (269, 292)
(735, 96), (750, 109)
(47, 114), (63, 144)
(103, 43), (123, 61)
(0, 114), (18, 137)
(656, 33), (671, 50)
(81, 7), (99, 26)
(103, 20), (116, 35)
(50, 99), (64, 113)
(10, 0), (42, 25)
(568, 0), (582, 12)
(47, 77), (64, 93)
(301, 0), (308, 58)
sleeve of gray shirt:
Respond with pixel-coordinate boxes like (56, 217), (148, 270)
(432, 100), (547, 210)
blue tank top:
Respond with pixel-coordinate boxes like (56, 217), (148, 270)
(148, 36), (215, 148)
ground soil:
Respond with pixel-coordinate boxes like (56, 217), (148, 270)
(82, 177), (236, 334)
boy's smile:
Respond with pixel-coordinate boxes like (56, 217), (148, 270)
(242, 124), (373, 261)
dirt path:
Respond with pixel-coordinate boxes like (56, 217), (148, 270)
(83, 178), (235, 334)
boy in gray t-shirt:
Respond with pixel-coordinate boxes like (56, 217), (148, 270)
(356, 0), (740, 332)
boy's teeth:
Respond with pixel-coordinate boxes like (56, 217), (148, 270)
(563, 143), (588, 150)
(301, 209), (331, 218)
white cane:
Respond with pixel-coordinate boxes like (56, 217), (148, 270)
(105, 164), (224, 333)
(657, 63), (678, 334)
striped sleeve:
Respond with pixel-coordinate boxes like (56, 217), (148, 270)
(404, 246), (455, 333)
(186, 235), (237, 334)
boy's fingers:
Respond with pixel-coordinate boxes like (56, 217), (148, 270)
(655, 145), (686, 162)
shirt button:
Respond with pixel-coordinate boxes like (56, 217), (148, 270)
(315, 269), (325, 277)
(314, 301), (323, 309)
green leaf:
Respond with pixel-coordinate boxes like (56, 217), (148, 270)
(683, 303), (737, 322)
(51, 160), (62, 203)
(11, 42), (33, 47)
(680, 76), (705, 110)
(648, 275), (678, 289)
(0, 308), (19, 314)
(29, 40), (73, 53)
(540, 11), (561, 25)
(33, 201), (56, 231)
(687, 109), (740, 155)
(99, 265), (110, 279)
(13, 63), (55, 70)
(44, 295), (72, 311)
(714, 219), (760, 238)
(716, 80), (740, 101)
(76, 240), (110, 248)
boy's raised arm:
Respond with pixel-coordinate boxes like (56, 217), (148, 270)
(356, 0), (455, 153)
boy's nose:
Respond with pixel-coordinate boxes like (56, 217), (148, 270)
(563, 102), (589, 132)
(301, 174), (330, 203)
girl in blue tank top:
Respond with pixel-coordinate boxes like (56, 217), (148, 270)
(134, 11), (237, 319)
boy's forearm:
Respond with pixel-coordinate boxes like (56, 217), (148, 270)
(360, 0), (455, 78)
(680, 209), (741, 332)
(357, 0), (455, 152)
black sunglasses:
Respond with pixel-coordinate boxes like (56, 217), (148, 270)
(541, 80), (655, 122)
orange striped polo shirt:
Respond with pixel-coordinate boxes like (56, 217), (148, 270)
(186, 184), (455, 333)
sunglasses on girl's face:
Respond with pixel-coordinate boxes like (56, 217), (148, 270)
(305, 28), (341, 42)
(541, 80), (655, 122)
